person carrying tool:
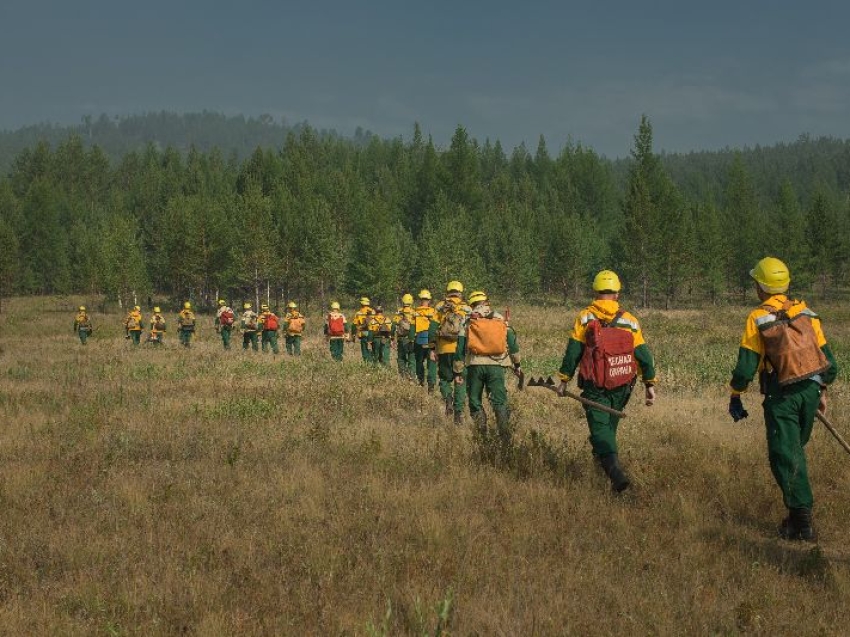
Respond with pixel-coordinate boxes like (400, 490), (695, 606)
(148, 306), (166, 345)
(728, 257), (838, 541)
(283, 301), (306, 356)
(556, 270), (656, 492)
(215, 299), (235, 350)
(324, 301), (347, 361)
(412, 289), (438, 392)
(123, 305), (144, 345)
(453, 291), (521, 450)
(73, 305), (93, 344)
(241, 302), (260, 352)
(368, 306), (393, 365)
(392, 293), (416, 379)
(176, 301), (196, 348)
(258, 303), (281, 354)
(434, 280), (472, 424)
(350, 297), (376, 362)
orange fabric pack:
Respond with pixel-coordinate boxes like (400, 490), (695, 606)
(466, 318), (508, 356)
(288, 316), (305, 334)
(759, 301), (829, 385)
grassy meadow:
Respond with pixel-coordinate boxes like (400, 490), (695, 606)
(1, 296), (849, 635)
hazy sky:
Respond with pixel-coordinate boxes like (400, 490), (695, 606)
(2, 1), (849, 157)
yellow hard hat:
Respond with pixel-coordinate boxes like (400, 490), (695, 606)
(133, 305), (141, 311)
(78, 305), (86, 311)
(359, 297), (371, 306)
(153, 306), (161, 313)
(243, 302), (252, 309)
(218, 299), (226, 306)
(750, 257), (790, 293)
(418, 289), (432, 300)
(468, 290), (488, 305)
(184, 301), (192, 309)
(593, 270), (621, 293)
(401, 293), (414, 306)
(261, 303), (269, 311)
(330, 301), (341, 310)
(446, 280), (464, 294)
(287, 301), (297, 309)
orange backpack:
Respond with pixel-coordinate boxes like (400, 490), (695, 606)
(467, 318), (508, 356)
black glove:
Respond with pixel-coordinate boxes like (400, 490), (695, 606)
(729, 395), (749, 422)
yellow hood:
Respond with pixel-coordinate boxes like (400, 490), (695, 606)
(588, 299), (620, 322)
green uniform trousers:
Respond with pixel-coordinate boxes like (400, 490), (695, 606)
(372, 337), (390, 365)
(359, 336), (373, 362)
(261, 330), (279, 354)
(397, 341), (414, 378)
(77, 329), (90, 345)
(413, 344), (437, 389)
(128, 330), (141, 345)
(220, 327), (232, 350)
(763, 380), (820, 510)
(467, 365), (507, 414)
(329, 338), (344, 361)
(580, 383), (633, 457)
(285, 335), (302, 355)
(243, 331), (259, 351)
(178, 329), (193, 347)
(439, 352), (467, 412)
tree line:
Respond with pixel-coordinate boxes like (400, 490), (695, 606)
(1, 115), (849, 310)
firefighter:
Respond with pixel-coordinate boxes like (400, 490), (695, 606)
(369, 306), (393, 366)
(324, 301), (348, 361)
(351, 297), (376, 362)
(241, 302), (259, 352)
(434, 280), (472, 424)
(176, 301), (196, 348)
(283, 301), (306, 356)
(123, 305), (143, 345)
(412, 289), (438, 392)
(453, 291), (521, 454)
(215, 299), (235, 350)
(258, 303), (281, 354)
(73, 305), (93, 344)
(148, 306), (166, 345)
(556, 270), (656, 493)
(392, 293), (416, 379)
(728, 257), (837, 541)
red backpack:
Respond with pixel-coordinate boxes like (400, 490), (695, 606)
(327, 314), (345, 337)
(220, 309), (235, 326)
(578, 311), (637, 389)
(263, 313), (279, 331)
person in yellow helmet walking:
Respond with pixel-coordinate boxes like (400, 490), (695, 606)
(177, 301), (196, 348)
(728, 257), (838, 541)
(392, 293), (416, 379)
(148, 306), (166, 345)
(258, 303), (281, 355)
(73, 305), (93, 344)
(351, 297), (376, 362)
(556, 270), (656, 493)
(241, 302), (259, 351)
(368, 306), (393, 365)
(283, 301), (306, 356)
(324, 301), (347, 361)
(123, 305), (143, 345)
(215, 299), (235, 350)
(412, 289), (438, 392)
(435, 281), (472, 424)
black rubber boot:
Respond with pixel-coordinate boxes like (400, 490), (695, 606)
(599, 454), (631, 492)
(778, 508), (817, 541)
(453, 410), (463, 425)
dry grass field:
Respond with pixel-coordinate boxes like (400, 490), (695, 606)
(1, 296), (849, 635)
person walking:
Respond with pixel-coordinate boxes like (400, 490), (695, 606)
(728, 257), (838, 541)
(176, 301), (196, 348)
(392, 293), (416, 379)
(325, 301), (348, 361)
(283, 302), (306, 356)
(412, 289), (438, 392)
(123, 305), (143, 345)
(435, 280), (472, 423)
(556, 270), (656, 493)
(258, 303), (281, 355)
(215, 299), (235, 350)
(351, 297), (375, 362)
(73, 305), (93, 344)
(148, 306), (166, 345)
(241, 302), (259, 352)
(453, 291), (521, 455)
(369, 306), (393, 366)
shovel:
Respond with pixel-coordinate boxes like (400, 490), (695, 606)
(816, 411), (850, 456)
(527, 376), (627, 418)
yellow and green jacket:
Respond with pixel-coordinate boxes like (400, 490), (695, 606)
(150, 313), (166, 334)
(368, 313), (393, 338)
(241, 310), (259, 332)
(74, 312), (92, 332)
(453, 308), (520, 370)
(392, 306), (415, 340)
(177, 309), (195, 331)
(730, 294), (837, 394)
(284, 311), (305, 336)
(433, 298), (472, 355)
(124, 310), (143, 332)
(558, 299), (656, 387)
(412, 304), (438, 347)
(351, 307), (375, 338)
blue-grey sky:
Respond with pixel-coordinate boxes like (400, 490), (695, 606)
(1, 1), (849, 157)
